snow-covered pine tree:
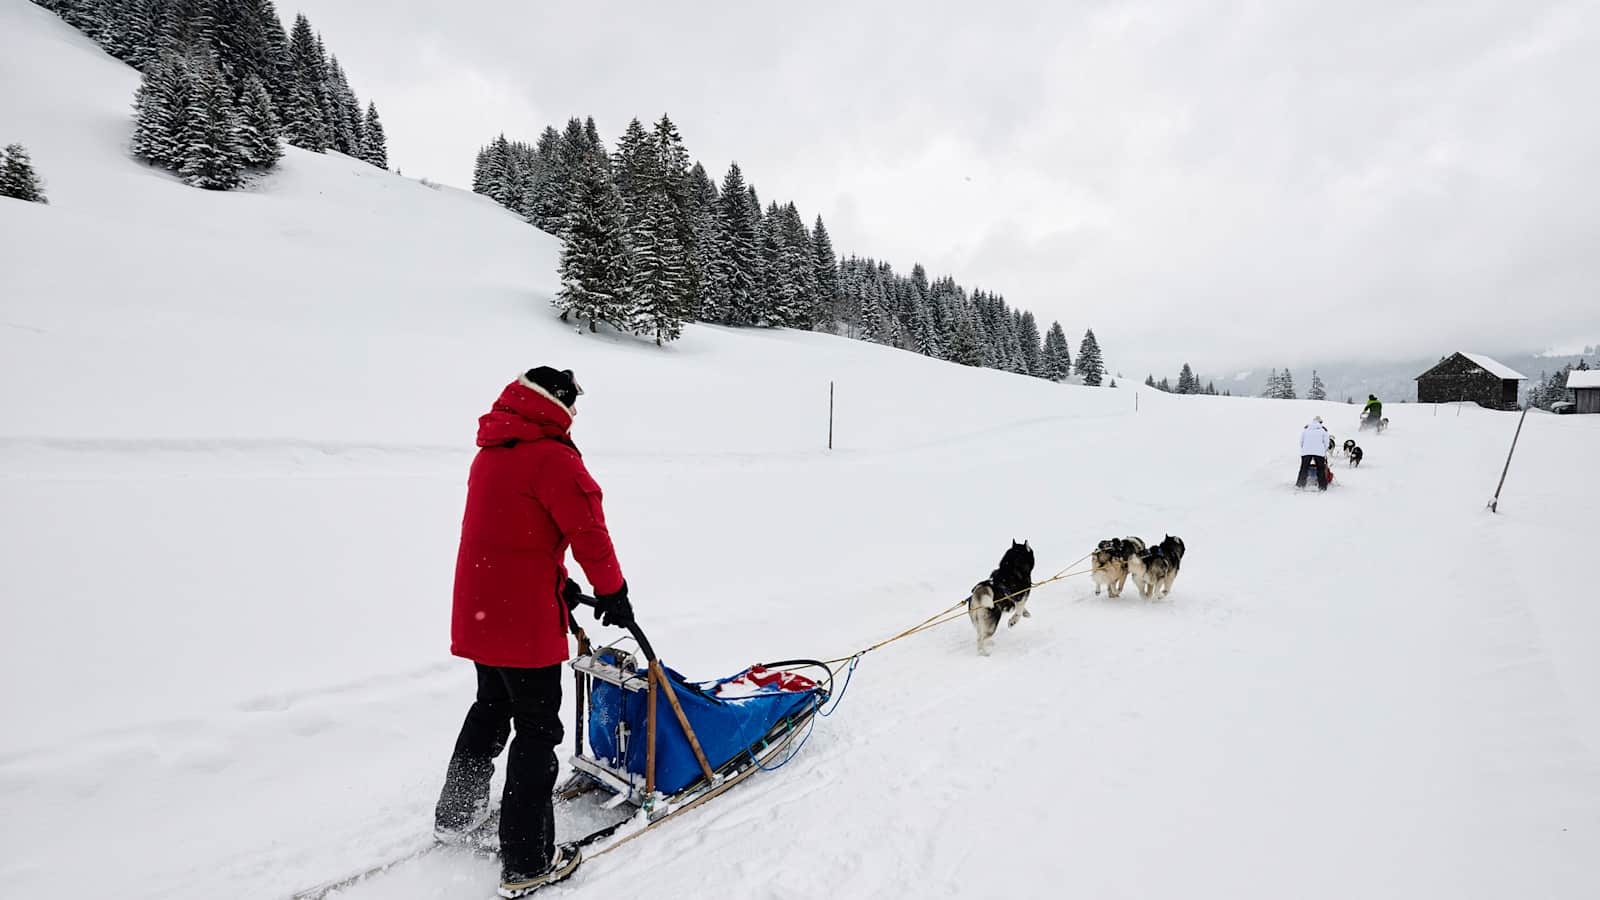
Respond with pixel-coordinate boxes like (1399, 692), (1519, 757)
(132, 51), (190, 168)
(361, 102), (387, 168)
(1075, 329), (1104, 385)
(1017, 311), (1042, 376)
(612, 118), (654, 225)
(1040, 321), (1071, 380)
(1206, 380), (1217, 395)
(234, 71), (282, 168)
(0, 144), (47, 203)
(1157, 377), (1171, 392)
(281, 14), (329, 151)
(525, 126), (568, 232)
(323, 55), (363, 156)
(627, 190), (687, 345)
(554, 154), (631, 332)
(1145, 374), (1156, 388)
(686, 162), (722, 322)
(650, 115), (698, 326)
(1109, 378), (1117, 388)
(811, 215), (840, 332)
(911, 298), (942, 357)
(714, 162), (759, 325)
(772, 203), (817, 328)
(1309, 370), (1327, 401)
(1261, 369), (1279, 398)
(178, 50), (246, 189)
(1177, 363), (1195, 394)
(1278, 368), (1297, 400)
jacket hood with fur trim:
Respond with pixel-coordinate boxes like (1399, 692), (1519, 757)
(476, 379), (575, 448)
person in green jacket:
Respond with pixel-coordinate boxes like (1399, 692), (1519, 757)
(1360, 394), (1383, 431)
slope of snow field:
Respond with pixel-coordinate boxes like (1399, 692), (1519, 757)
(3, 4), (1599, 898)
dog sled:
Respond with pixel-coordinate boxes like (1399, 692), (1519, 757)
(292, 603), (834, 899)
(559, 607), (833, 820)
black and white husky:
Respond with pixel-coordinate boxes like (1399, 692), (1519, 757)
(1128, 535), (1186, 600)
(1090, 536), (1146, 598)
(967, 541), (1036, 656)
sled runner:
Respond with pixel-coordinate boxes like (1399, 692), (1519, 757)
(290, 608), (832, 899)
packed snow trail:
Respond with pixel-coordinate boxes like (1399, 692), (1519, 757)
(4, 5), (1599, 897)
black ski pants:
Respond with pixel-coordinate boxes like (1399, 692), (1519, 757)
(436, 663), (564, 875)
(1297, 454), (1328, 490)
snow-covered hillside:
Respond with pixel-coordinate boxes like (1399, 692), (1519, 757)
(4, 4), (1599, 898)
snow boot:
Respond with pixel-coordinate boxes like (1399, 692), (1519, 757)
(433, 796), (493, 845)
(498, 844), (582, 898)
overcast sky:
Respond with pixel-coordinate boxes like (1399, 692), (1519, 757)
(302, 0), (1599, 380)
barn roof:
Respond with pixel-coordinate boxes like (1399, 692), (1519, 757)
(1458, 352), (1526, 381)
(1566, 370), (1600, 390)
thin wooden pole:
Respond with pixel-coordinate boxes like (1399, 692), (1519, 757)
(645, 660), (659, 795)
(828, 381), (834, 450)
(1135, 391), (1139, 412)
(652, 664), (717, 785)
(1488, 406), (1529, 513)
(572, 630), (590, 760)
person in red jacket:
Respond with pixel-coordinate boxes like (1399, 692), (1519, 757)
(434, 366), (633, 898)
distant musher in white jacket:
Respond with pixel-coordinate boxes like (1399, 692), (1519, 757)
(1298, 416), (1330, 491)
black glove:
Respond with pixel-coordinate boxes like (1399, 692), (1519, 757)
(592, 581), (634, 629)
(562, 577), (586, 612)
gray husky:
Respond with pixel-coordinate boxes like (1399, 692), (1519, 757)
(1090, 536), (1146, 598)
(1128, 535), (1186, 600)
(967, 541), (1036, 656)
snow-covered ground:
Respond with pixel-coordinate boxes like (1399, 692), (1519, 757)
(4, 3), (1599, 898)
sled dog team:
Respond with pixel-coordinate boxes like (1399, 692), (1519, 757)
(965, 535), (1187, 656)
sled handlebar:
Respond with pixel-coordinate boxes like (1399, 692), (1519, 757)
(572, 593), (657, 662)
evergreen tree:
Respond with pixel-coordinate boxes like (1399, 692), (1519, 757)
(811, 215), (840, 331)
(1278, 368), (1297, 400)
(612, 118), (654, 225)
(1206, 380), (1217, 395)
(714, 162), (759, 325)
(0, 144), (47, 203)
(234, 71), (282, 167)
(1040, 321), (1072, 380)
(1075, 329), (1104, 386)
(1109, 378), (1117, 388)
(1309, 370), (1327, 401)
(1262, 369), (1280, 398)
(911, 299), (942, 357)
(1177, 363), (1196, 394)
(281, 14), (329, 151)
(1145, 374), (1156, 388)
(649, 115), (697, 326)
(627, 190), (687, 345)
(1017, 311), (1043, 376)
(1157, 377), (1172, 392)
(178, 50), (246, 190)
(360, 102), (387, 168)
(685, 162), (722, 322)
(554, 155), (631, 332)
(528, 126), (569, 232)
(132, 51), (190, 168)
(323, 55), (364, 156)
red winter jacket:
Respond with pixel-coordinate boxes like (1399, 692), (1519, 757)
(450, 377), (625, 669)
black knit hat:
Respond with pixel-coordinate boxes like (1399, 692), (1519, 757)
(521, 366), (584, 410)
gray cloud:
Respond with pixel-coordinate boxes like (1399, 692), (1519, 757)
(302, 0), (1600, 377)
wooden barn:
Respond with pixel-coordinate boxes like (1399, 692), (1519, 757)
(1414, 352), (1526, 410)
(1566, 369), (1600, 414)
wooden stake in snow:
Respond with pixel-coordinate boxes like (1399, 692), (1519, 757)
(1488, 406), (1529, 513)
